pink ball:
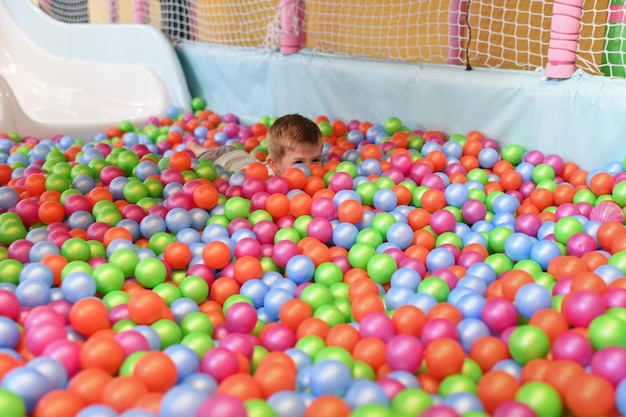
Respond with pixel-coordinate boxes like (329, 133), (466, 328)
(329, 172), (354, 192)
(391, 153), (413, 176)
(493, 401), (537, 417)
(551, 277), (572, 296)
(551, 330), (594, 367)
(63, 194), (91, 216)
(272, 240), (300, 268)
(0, 290), (20, 321)
(421, 405), (461, 417)
(566, 233), (597, 257)
(481, 298), (519, 334)
(252, 220), (278, 245)
(430, 209), (457, 234)
(420, 318), (458, 346)
(306, 217), (333, 243)
(227, 218), (252, 236)
(250, 191), (270, 211)
(524, 150), (544, 165)
(160, 169), (185, 186)
(310, 197), (337, 220)
(377, 377), (405, 400)
(421, 174), (445, 191)
(234, 237), (262, 259)
(360, 311), (396, 342)
(25, 322), (67, 355)
(195, 394), (247, 417)
(225, 302), (257, 333)
(562, 290), (606, 328)
(200, 347), (240, 382)
(122, 204), (147, 223)
(7, 239), (34, 264)
(266, 176), (290, 194)
(457, 251), (484, 268)
(385, 334), (423, 372)
(114, 330), (150, 357)
(604, 287), (626, 308)
(410, 162), (434, 184)
(590, 346), (626, 386)
(86, 222), (110, 241)
(219, 333), (255, 359)
(99, 165), (124, 186)
(461, 200), (487, 224)
(23, 305), (64, 330)
(276, 215), (295, 229)
(225, 185), (244, 199)
(554, 203), (581, 221)
(262, 324), (297, 351)
(241, 177), (266, 199)
(42, 339), (82, 377)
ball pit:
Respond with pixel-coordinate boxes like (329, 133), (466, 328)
(2, 99), (626, 416)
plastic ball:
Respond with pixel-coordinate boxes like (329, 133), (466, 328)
(508, 325), (550, 365)
(309, 360), (352, 397)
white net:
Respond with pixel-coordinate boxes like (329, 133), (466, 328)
(33, 0), (626, 76)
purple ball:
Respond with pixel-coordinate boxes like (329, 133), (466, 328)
(359, 311), (396, 342)
(306, 217), (333, 243)
(200, 347), (239, 382)
(114, 330), (150, 357)
(421, 405), (461, 417)
(225, 302), (257, 333)
(430, 209), (457, 234)
(219, 333), (255, 360)
(481, 298), (518, 334)
(420, 318), (458, 346)
(493, 401), (537, 417)
(524, 150), (545, 166)
(252, 220), (278, 245)
(515, 213), (542, 237)
(385, 334), (423, 372)
(604, 287), (626, 308)
(566, 233), (597, 257)
(590, 346), (626, 386)
(272, 240), (300, 268)
(562, 290), (606, 328)
(329, 172), (354, 192)
(551, 330), (594, 367)
(195, 394), (247, 417)
(262, 324), (297, 351)
(461, 200), (487, 224)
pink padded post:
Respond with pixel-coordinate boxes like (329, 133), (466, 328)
(545, 0), (584, 79)
(280, 0), (306, 54)
(132, 0), (149, 24)
(447, 0), (468, 65)
(108, 0), (118, 23)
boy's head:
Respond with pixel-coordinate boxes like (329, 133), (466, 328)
(265, 114), (324, 176)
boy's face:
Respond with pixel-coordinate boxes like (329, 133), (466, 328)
(269, 143), (323, 176)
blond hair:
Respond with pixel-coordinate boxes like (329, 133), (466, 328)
(266, 114), (323, 162)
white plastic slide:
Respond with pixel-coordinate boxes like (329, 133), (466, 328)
(0, 0), (191, 140)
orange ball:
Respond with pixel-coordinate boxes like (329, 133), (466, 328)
(543, 359), (585, 401)
(305, 395), (351, 417)
(520, 358), (550, 384)
(163, 241), (192, 269)
(499, 269), (534, 301)
(100, 376), (149, 413)
(279, 298), (313, 331)
(33, 390), (86, 417)
(296, 317), (330, 340)
(233, 255), (263, 284)
(426, 302), (462, 325)
(392, 304), (427, 337)
(528, 309), (569, 343)
(132, 351), (178, 392)
(128, 289), (167, 325)
(352, 337), (387, 371)
(79, 336), (125, 375)
(69, 297), (111, 337)
(325, 323), (361, 352)
(351, 293), (385, 322)
(564, 374), (615, 417)
(217, 373), (262, 401)
(469, 336), (510, 372)
(421, 189), (446, 212)
(423, 338), (465, 379)
(477, 370), (520, 413)
(265, 193), (291, 219)
(244, 161), (269, 181)
(253, 363), (296, 398)
(68, 369), (113, 404)
(337, 199), (364, 224)
(202, 241), (232, 269)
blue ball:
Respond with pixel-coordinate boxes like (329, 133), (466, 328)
(310, 360), (352, 397)
(444, 183), (469, 208)
(67, 210), (95, 230)
(407, 293), (438, 314)
(516, 162), (535, 181)
(386, 222), (414, 250)
(164, 344), (200, 383)
(333, 189), (362, 206)
(0, 317), (20, 349)
(183, 373), (218, 395)
(537, 221), (556, 240)
(170, 298), (200, 323)
(456, 275), (487, 296)
(176, 228), (202, 246)
(477, 147), (499, 169)
(617, 378), (626, 416)
(530, 240), (562, 270)
(594, 264), (623, 285)
(270, 278), (297, 294)
(159, 385), (205, 417)
(201, 224), (229, 242)
(390, 268), (422, 291)
(29, 241), (60, 262)
(345, 379), (390, 409)
(132, 325), (162, 351)
(109, 176), (130, 200)
(1, 367), (51, 412)
(26, 357), (68, 390)
(373, 188), (398, 212)
(239, 280), (270, 308)
(19, 262), (53, 286)
(358, 159), (382, 176)
(384, 285), (414, 310)
(267, 391), (307, 417)
(61, 271), (97, 303)
(492, 359), (523, 380)
(504, 232), (535, 262)
(332, 223), (359, 249)
(514, 283), (552, 319)
(465, 262), (497, 286)
(165, 208), (193, 233)
(456, 318), (490, 352)
(426, 247), (456, 271)
(76, 405), (118, 417)
(285, 348), (313, 371)
(444, 392), (485, 414)
(15, 279), (51, 308)
(455, 293), (487, 320)
(443, 141), (463, 158)
(387, 370), (421, 389)
(447, 287), (473, 306)
(139, 214), (167, 239)
(263, 288), (294, 321)
(71, 174), (96, 194)
(285, 255), (315, 285)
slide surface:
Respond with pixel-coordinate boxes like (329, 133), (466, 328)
(0, 0), (190, 140)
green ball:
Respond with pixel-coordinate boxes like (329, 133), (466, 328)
(108, 248), (140, 278)
(0, 259), (23, 285)
(375, 176), (396, 190)
(351, 404), (393, 417)
(487, 226), (514, 253)
(148, 231), (175, 255)
(295, 335), (326, 357)
(408, 135), (425, 151)
(224, 196), (251, 220)
(608, 307), (626, 322)
(612, 181), (626, 206)
(206, 213), (230, 228)
(356, 228), (384, 248)
(92, 263), (125, 294)
(0, 388), (26, 417)
(355, 182), (378, 206)
(248, 210), (273, 225)
(367, 253), (398, 284)
(45, 173), (71, 193)
(245, 399), (279, 417)
(178, 275), (209, 304)
(102, 290), (130, 310)
(313, 346), (354, 369)
(513, 259), (543, 275)
(152, 282), (181, 306)
(250, 345), (269, 373)
(391, 388), (433, 416)
(117, 151), (140, 176)
(300, 283), (333, 311)
(531, 164), (555, 184)
(112, 318), (136, 333)
(348, 242), (377, 269)
(351, 360), (376, 380)
(94, 207), (123, 227)
(61, 260), (93, 281)
(119, 351), (147, 376)
(333, 298), (352, 322)
(508, 325), (550, 364)
(329, 282), (350, 300)
(573, 188), (597, 205)
(484, 253), (514, 277)
(274, 227), (301, 244)
(317, 121), (333, 137)
(501, 144), (525, 165)
(335, 161), (358, 179)
(0, 221), (27, 246)
(418, 276), (450, 302)
(588, 313), (626, 349)
(461, 358), (483, 383)
(314, 262), (344, 287)
(181, 331), (215, 359)
(191, 97), (206, 112)
(609, 250), (626, 275)
(293, 215), (313, 238)
(151, 319), (182, 349)
(371, 212), (397, 238)
(384, 116), (403, 134)
(313, 304), (346, 326)
(553, 217), (584, 244)
(515, 382), (563, 417)
(466, 168), (489, 185)
(143, 178), (164, 198)
(135, 257), (167, 288)
(260, 257), (280, 273)
(438, 374), (477, 397)
(180, 311), (214, 336)
(123, 179), (149, 204)
(119, 120), (135, 133)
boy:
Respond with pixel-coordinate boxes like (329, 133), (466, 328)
(187, 114), (324, 176)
